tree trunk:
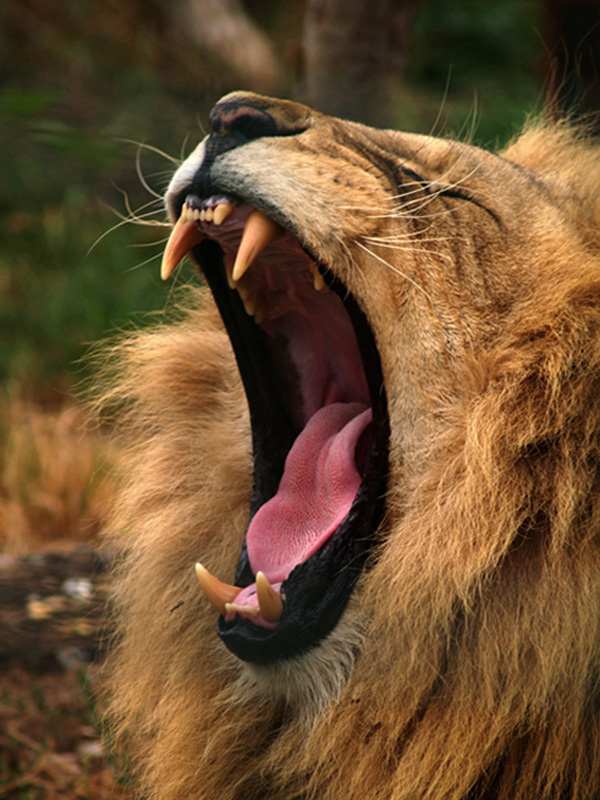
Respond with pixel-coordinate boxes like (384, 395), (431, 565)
(303, 0), (418, 127)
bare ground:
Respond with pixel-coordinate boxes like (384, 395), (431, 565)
(0, 663), (131, 799)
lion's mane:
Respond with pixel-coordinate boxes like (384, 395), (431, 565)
(100, 109), (600, 800)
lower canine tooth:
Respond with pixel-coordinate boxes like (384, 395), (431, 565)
(195, 563), (242, 616)
(232, 209), (282, 282)
(256, 571), (283, 622)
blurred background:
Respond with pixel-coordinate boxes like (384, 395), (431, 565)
(0, 0), (599, 796)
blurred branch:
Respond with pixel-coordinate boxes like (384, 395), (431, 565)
(171, 0), (283, 94)
(303, 0), (418, 126)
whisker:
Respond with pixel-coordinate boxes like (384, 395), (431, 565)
(135, 148), (164, 201)
(455, 95), (480, 145)
(363, 236), (454, 249)
(333, 232), (359, 285)
(127, 234), (172, 249)
(180, 131), (193, 162)
(86, 214), (146, 258)
(427, 67), (453, 138)
(87, 138), (179, 260)
(355, 241), (437, 303)
(86, 198), (168, 258)
(124, 250), (165, 273)
(363, 219), (441, 240)
(363, 242), (453, 264)
(338, 201), (458, 224)
(342, 162), (485, 223)
(116, 138), (181, 166)
(373, 208), (459, 223)
(119, 191), (167, 226)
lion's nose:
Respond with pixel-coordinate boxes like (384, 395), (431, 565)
(185, 94), (311, 199)
(209, 100), (278, 143)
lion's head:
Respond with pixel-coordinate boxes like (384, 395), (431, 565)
(104, 92), (600, 799)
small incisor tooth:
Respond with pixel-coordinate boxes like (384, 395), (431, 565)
(224, 602), (260, 618)
(256, 571), (283, 623)
(213, 202), (234, 225)
(195, 563), (242, 616)
(232, 209), (282, 283)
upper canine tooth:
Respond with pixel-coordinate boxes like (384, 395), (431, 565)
(161, 216), (206, 280)
(255, 571), (283, 623)
(194, 563), (242, 616)
(213, 202), (234, 225)
(232, 209), (282, 283)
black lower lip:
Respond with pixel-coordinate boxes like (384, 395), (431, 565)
(192, 239), (389, 665)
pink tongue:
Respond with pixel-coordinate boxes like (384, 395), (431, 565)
(247, 402), (372, 584)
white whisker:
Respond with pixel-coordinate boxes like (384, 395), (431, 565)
(363, 236), (454, 249)
(333, 232), (360, 285)
(135, 148), (164, 201)
(116, 138), (181, 166)
(124, 250), (165, 272)
(86, 197), (168, 258)
(355, 241), (437, 303)
(127, 235), (171, 250)
(372, 207), (459, 223)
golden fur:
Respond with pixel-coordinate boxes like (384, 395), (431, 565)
(101, 93), (600, 799)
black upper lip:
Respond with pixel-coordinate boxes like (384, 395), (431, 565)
(184, 220), (390, 665)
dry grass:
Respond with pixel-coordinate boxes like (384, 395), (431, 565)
(0, 397), (128, 798)
(0, 396), (115, 555)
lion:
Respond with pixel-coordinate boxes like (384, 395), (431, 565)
(101, 91), (600, 799)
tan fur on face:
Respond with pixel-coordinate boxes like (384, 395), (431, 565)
(100, 95), (600, 799)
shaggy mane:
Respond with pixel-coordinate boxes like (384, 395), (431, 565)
(98, 117), (600, 800)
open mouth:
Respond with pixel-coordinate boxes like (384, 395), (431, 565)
(162, 193), (389, 665)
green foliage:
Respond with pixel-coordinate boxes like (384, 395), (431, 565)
(0, 104), (171, 391)
(410, 0), (541, 88)
(0, 195), (168, 391)
(405, 0), (543, 144)
(0, 0), (216, 395)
